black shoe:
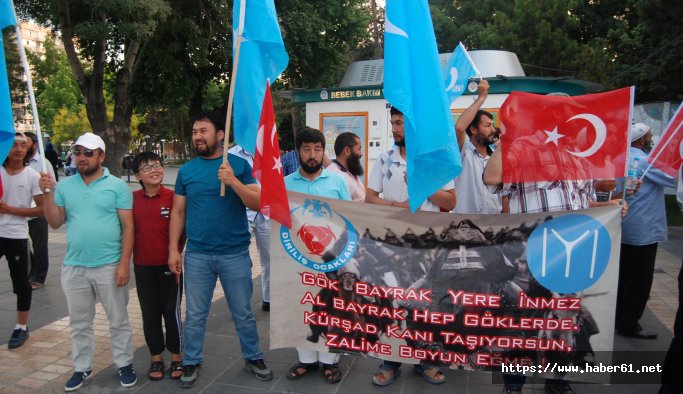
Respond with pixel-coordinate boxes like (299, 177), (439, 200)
(8, 327), (29, 349)
(245, 359), (273, 381)
(618, 328), (658, 339)
(545, 381), (575, 394)
(179, 364), (201, 388)
(503, 386), (522, 394)
(262, 301), (270, 312)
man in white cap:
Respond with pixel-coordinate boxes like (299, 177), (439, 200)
(615, 123), (676, 339)
(39, 132), (137, 391)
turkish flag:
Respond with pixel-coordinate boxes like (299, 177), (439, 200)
(253, 81), (292, 229)
(648, 102), (683, 177)
(499, 87), (633, 183)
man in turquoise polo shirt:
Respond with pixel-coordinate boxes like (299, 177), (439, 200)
(284, 127), (350, 384)
(39, 132), (137, 392)
(285, 127), (350, 200)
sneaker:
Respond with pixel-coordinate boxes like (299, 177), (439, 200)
(8, 327), (29, 349)
(64, 370), (92, 392)
(245, 359), (273, 381)
(180, 364), (201, 388)
(118, 364), (137, 388)
(545, 382), (575, 394)
(262, 301), (270, 312)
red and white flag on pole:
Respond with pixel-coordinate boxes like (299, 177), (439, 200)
(499, 87), (633, 183)
(253, 81), (291, 229)
(647, 102), (683, 177)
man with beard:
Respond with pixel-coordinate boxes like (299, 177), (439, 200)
(615, 123), (676, 339)
(365, 106), (455, 387)
(327, 132), (365, 202)
(283, 126), (350, 383)
(452, 80), (501, 214)
(168, 111), (273, 388)
(39, 132), (137, 391)
(24, 132), (55, 289)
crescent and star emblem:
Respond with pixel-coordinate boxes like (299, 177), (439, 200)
(385, 16), (409, 39)
(445, 67), (459, 92)
(544, 113), (607, 158)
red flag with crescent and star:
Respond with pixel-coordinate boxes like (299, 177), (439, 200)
(499, 87), (634, 183)
(648, 102), (683, 177)
(253, 81), (291, 229)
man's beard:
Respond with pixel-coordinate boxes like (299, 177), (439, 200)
(346, 153), (364, 177)
(393, 137), (405, 147)
(643, 142), (653, 154)
(78, 162), (101, 176)
(476, 132), (495, 146)
(300, 158), (322, 174)
(194, 139), (218, 157)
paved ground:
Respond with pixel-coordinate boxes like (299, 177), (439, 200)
(0, 169), (680, 393)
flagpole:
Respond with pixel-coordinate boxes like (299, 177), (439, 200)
(11, 2), (49, 192)
(639, 121), (683, 181)
(221, 0), (247, 197)
(460, 42), (482, 79)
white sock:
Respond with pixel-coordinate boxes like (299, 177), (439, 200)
(15, 324), (27, 330)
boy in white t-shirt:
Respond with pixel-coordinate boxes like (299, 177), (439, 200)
(0, 133), (44, 348)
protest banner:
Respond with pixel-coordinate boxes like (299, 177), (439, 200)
(271, 191), (621, 383)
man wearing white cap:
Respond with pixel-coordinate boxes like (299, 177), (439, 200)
(39, 132), (137, 391)
(615, 123), (676, 339)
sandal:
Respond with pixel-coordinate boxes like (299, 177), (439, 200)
(169, 361), (183, 380)
(31, 282), (44, 290)
(148, 360), (164, 381)
(322, 363), (343, 384)
(413, 364), (446, 384)
(286, 362), (319, 380)
(371, 364), (401, 386)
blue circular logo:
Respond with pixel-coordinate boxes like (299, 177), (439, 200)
(526, 214), (611, 293)
(280, 199), (358, 272)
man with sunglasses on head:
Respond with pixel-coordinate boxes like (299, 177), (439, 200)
(39, 132), (137, 392)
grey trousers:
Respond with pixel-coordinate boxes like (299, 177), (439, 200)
(62, 264), (134, 371)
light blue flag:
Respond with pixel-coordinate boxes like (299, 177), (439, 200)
(232, 0), (288, 155)
(384, 0), (462, 212)
(0, 0), (18, 166)
(443, 42), (479, 103)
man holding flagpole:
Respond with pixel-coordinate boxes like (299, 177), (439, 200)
(168, 111), (273, 387)
(616, 123), (676, 340)
(452, 79), (501, 214)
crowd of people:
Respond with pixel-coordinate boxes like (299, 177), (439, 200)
(0, 80), (681, 394)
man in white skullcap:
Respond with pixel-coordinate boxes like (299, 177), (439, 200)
(615, 123), (676, 339)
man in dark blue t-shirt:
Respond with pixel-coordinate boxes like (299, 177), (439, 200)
(168, 110), (273, 388)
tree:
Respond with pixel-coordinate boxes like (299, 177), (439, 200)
(3, 28), (26, 101)
(26, 38), (82, 131)
(276, 0), (371, 138)
(605, 0), (683, 101)
(16, 0), (171, 175)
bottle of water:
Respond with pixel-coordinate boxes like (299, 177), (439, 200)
(626, 157), (640, 190)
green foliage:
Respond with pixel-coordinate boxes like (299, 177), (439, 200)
(276, 0), (371, 88)
(605, 0), (683, 101)
(2, 28), (26, 100)
(26, 38), (83, 130)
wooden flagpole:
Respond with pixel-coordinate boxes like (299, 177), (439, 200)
(220, 0), (247, 196)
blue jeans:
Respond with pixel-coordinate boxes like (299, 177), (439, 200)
(182, 249), (263, 365)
